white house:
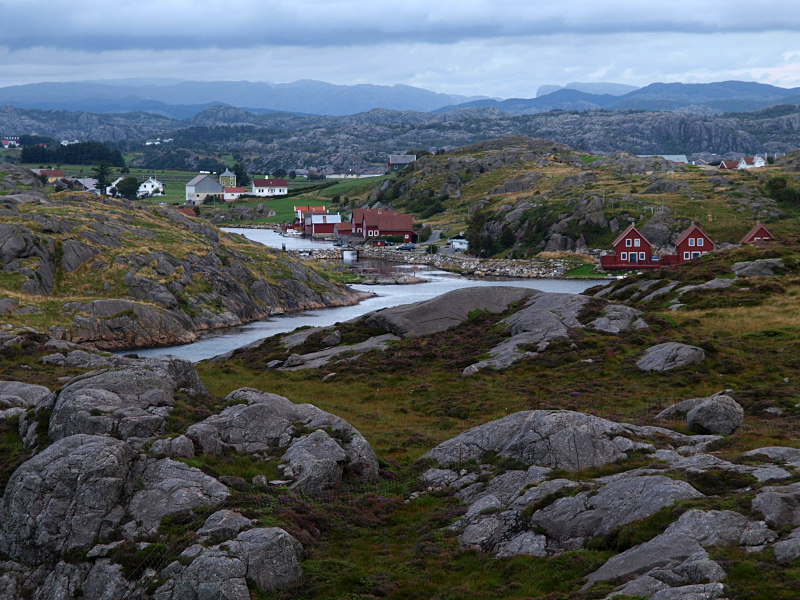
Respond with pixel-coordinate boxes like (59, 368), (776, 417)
(737, 155), (767, 170)
(138, 177), (164, 198)
(185, 174), (223, 205)
(252, 178), (288, 197)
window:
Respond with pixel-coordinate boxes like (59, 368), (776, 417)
(639, 252), (645, 260)
(692, 252), (700, 259)
(697, 238), (704, 246)
(634, 238), (640, 247)
(688, 238), (695, 246)
(683, 252), (690, 260)
(621, 252), (627, 260)
(626, 239), (632, 247)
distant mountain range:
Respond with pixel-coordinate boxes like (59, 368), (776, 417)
(436, 81), (800, 115)
(0, 79), (487, 118)
(1, 79), (799, 119)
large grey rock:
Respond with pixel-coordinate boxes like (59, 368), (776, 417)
(650, 583), (726, 600)
(751, 482), (800, 529)
(530, 475), (703, 550)
(197, 510), (254, 542)
(150, 434), (195, 459)
(60, 239), (100, 272)
(279, 429), (348, 493)
(731, 258), (784, 277)
(280, 333), (399, 370)
(126, 458), (229, 534)
(49, 367), (177, 443)
(586, 509), (776, 585)
(463, 292), (646, 374)
(189, 388), (379, 482)
(365, 286), (536, 337)
(0, 381), (53, 408)
(0, 435), (136, 564)
(655, 391), (732, 420)
(422, 410), (632, 471)
(743, 446), (800, 468)
(636, 342), (705, 372)
(772, 528), (800, 563)
(156, 527), (302, 599)
(686, 395), (744, 435)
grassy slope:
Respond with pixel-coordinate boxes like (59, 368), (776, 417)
(0, 191), (333, 332)
(373, 144), (800, 253)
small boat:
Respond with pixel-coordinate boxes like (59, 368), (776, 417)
(282, 229), (303, 237)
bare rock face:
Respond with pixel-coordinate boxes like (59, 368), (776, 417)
(751, 482), (800, 529)
(365, 286), (536, 338)
(126, 458), (229, 534)
(186, 388), (379, 489)
(586, 509), (776, 587)
(0, 435), (136, 564)
(49, 367), (178, 445)
(731, 258), (784, 277)
(463, 292), (647, 374)
(422, 410), (632, 471)
(155, 528), (303, 599)
(636, 342), (705, 372)
(279, 429), (348, 493)
(0, 380), (54, 409)
(196, 510), (254, 543)
(530, 475), (703, 551)
(686, 395), (744, 435)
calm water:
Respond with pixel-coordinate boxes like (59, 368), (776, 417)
(129, 229), (599, 362)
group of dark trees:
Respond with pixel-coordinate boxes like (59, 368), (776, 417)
(21, 141), (125, 167)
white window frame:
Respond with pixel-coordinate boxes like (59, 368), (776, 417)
(697, 238), (704, 246)
(634, 238), (640, 247)
(683, 252), (690, 260)
(689, 238), (695, 247)
(639, 252), (645, 260)
(625, 239), (632, 247)
(620, 252), (627, 260)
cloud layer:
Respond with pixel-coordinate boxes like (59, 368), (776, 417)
(1, 1), (799, 96)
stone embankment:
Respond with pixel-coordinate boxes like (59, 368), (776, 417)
(288, 247), (584, 279)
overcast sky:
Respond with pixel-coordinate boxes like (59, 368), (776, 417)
(2, 0), (800, 97)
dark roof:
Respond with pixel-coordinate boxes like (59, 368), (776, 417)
(253, 178), (288, 187)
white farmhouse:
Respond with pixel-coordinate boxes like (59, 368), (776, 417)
(252, 178), (288, 197)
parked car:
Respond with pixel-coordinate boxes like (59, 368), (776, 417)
(396, 243), (416, 251)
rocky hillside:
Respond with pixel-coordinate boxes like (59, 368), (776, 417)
(368, 137), (800, 257)
(1, 239), (799, 598)
(0, 163), (362, 349)
(3, 103), (800, 173)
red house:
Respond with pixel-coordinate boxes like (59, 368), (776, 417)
(675, 224), (714, 263)
(718, 161), (739, 170)
(350, 209), (416, 242)
(600, 224), (658, 270)
(740, 222), (774, 244)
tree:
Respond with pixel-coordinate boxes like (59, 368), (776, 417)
(92, 161), (113, 194)
(115, 177), (140, 200)
(232, 162), (251, 187)
(288, 170), (297, 179)
(274, 168), (287, 178)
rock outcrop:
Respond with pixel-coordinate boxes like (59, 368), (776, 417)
(636, 342), (706, 371)
(186, 387), (379, 491)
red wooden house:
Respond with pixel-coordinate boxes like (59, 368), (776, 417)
(600, 224), (659, 270)
(350, 209), (416, 242)
(718, 161), (739, 170)
(674, 224), (714, 263)
(740, 222), (774, 244)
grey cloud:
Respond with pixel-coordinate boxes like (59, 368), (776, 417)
(2, 1), (800, 52)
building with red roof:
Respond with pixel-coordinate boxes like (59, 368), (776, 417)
(252, 178), (288, 197)
(740, 222), (774, 244)
(674, 224), (714, 263)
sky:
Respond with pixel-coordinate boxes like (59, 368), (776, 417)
(2, 0), (800, 98)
